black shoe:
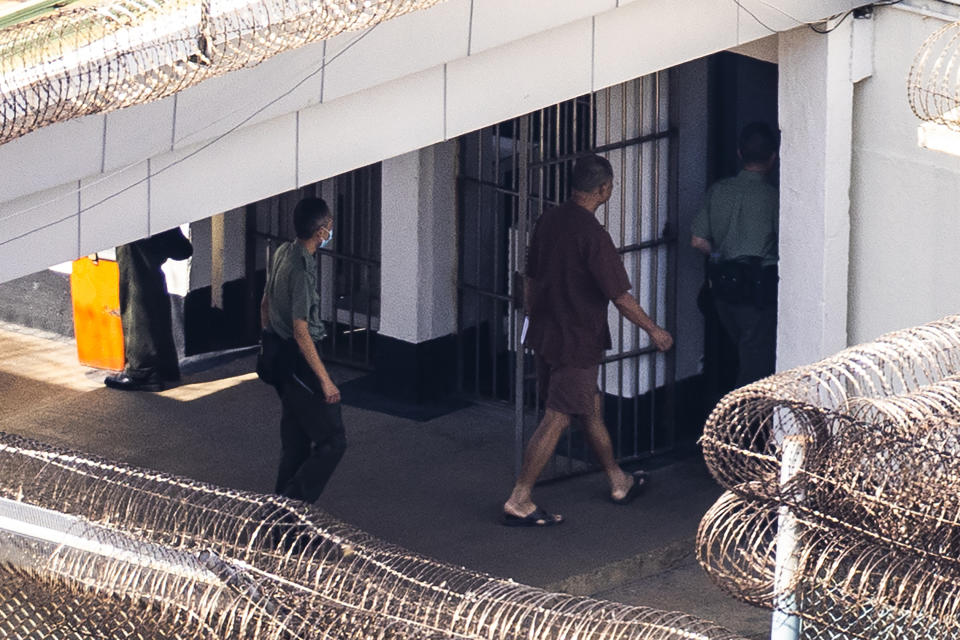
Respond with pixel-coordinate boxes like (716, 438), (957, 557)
(104, 372), (163, 392)
(159, 368), (181, 383)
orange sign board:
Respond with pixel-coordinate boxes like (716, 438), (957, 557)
(70, 257), (124, 371)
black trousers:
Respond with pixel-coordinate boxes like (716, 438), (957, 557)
(714, 299), (777, 388)
(274, 352), (346, 503)
(117, 229), (192, 381)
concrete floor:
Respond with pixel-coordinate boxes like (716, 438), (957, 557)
(0, 322), (771, 639)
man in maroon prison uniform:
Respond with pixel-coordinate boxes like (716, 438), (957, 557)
(502, 155), (674, 527)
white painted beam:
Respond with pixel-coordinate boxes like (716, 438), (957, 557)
(0, 0), (867, 283)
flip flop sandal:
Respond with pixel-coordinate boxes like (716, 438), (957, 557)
(610, 470), (649, 505)
(501, 507), (564, 527)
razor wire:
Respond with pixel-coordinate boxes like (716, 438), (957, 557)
(0, 0), (445, 145)
(909, 20), (960, 131)
(697, 314), (960, 639)
(0, 430), (747, 640)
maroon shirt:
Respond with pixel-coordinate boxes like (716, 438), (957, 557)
(525, 201), (632, 367)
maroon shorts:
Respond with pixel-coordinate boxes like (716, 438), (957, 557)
(536, 356), (600, 416)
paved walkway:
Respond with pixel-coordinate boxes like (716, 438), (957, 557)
(0, 324), (769, 639)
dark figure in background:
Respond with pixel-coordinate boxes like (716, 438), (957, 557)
(104, 227), (193, 392)
(692, 122), (779, 388)
(261, 197), (345, 503)
(501, 155), (674, 527)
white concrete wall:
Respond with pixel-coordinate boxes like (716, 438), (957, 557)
(0, 0), (866, 284)
(188, 209), (247, 291)
(847, 5), (960, 344)
(777, 22), (855, 371)
(379, 143), (458, 344)
(776, 1), (960, 367)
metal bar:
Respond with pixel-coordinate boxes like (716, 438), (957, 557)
(616, 239), (678, 255)
(455, 137), (467, 394)
(590, 90), (596, 150)
(360, 167), (371, 365)
(343, 171), (354, 360)
(244, 203), (259, 341)
(664, 75), (680, 451)
(570, 100), (575, 157)
(632, 78), (643, 459)
(536, 107), (551, 474)
(251, 230), (380, 267)
(474, 129), (483, 396)
(622, 84), (632, 457)
(603, 87), (610, 230)
(458, 175), (521, 197)
(649, 73), (663, 454)
(514, 115), (530, 479)
(329, 177), (339, 360)
(548, 103), (569, 476)
(491, 123), (501, 400)
(528, 129), (673, 169)
(602, 346), (664, 363)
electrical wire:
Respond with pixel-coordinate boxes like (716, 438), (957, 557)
(810, 2), (904, 34)
(731, 0), (778, 33)
(734, 0), (902, 35)
(0, 22), (380, 248)
(732, 0), (839, 30)
(808, 11), (853, 34)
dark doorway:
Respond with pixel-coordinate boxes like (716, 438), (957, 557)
(702, 52), (779, 402)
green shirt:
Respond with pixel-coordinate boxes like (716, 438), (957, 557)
(266, 241), (326, 342)
(692, 170), (779, 266)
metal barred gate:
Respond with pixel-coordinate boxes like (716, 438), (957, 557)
(457, 73), (678, 480)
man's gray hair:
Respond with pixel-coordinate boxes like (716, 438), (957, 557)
(570, 154), (614, 193)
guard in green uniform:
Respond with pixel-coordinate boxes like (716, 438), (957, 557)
(692, 122), (779, 387)
(261, 197), (345, 503)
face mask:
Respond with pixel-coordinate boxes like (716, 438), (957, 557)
(320, 227), (334, 249)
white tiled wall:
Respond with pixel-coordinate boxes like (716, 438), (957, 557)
(0, 183), (79, 279)
(172, 41), (327, 149)
(446, 19), (593, 139)
(79, 163), (150, 255)
(151, 113), (298, 233)
(0, 116), (104, 204)
(468, 0), (615, 55)
(594, 0), (738, 91)
(103, 98), (176, 173)
(0, 0), (866, 283)
(298, 66), (445, 187)
(322, 0), (471, 103)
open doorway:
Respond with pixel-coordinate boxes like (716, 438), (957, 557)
(700, 51), (779, 404)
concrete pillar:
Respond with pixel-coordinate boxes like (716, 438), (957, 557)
(776, 23), (854, 370)
(376, 141), (458, 402)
